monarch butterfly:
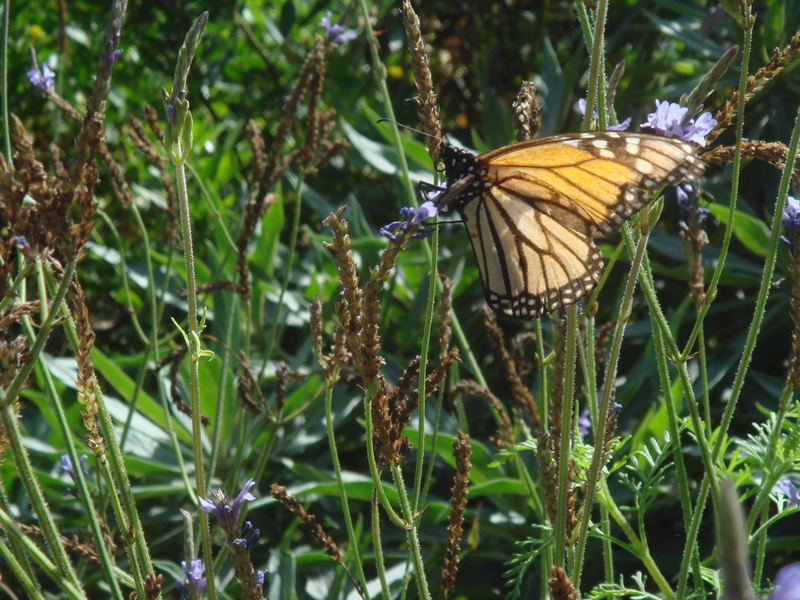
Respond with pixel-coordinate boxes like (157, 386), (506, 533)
(436, 131), (705, 319)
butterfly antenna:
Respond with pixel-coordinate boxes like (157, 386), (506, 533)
(377, 118), (441, 141)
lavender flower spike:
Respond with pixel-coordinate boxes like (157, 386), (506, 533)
(380, 201), (439, 241)
(60, 454), (89, 481)
(641, 100), (716, 146)
(199, 478), (256, 530)
(777, 479), (800, 507)
(180, 559), (207, 600)
(320, 11), (357, 44)
(27, 61), (55, 93)
(770, 562), (800, 600)
(781, 196), (800, 248)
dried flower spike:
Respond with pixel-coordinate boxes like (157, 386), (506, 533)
(441, 430), (472, 598)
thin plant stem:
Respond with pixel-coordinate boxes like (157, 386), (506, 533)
(325, 382), (371, 598)
(650, 318), (704, 590)
(677, 104), (800, 600)
(0, 405), (86, 598)
(364, 394), (407, 529)
(20, 301), (125, 599)
(208, 298), (237, 483)
(390, 463), (432, 600)
(571, 220), (648, 590)
(553, 304), (578, 567)
(0, 538), (45, 600)
(536, 318), (548, 431)
(419, 380), (447, 507)
(698, 326), (711, 433)
(52, 287), (157, 591)
(357, 0), (416, 208)
(581, 0), (609, 131)
(671, 98), (800, 600)
(681, 15), (754, 358)
(371, 490), (393, 599)
(173, 158), (216, 600)
(597, 481), (675, 599)
(413, 225), (439, 512)
(747, 386), (795, 534)
(711, 104), (800, 461)
(0, 507), (85, 600)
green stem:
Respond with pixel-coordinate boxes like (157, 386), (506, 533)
(581, 0), (609, 131)
(23, 298), (125, 600)
(390, 464), (432, 600)
(0, 403), (86, 597)
(650, 317), (703, 590)
(679, 102), (800, 600)
(597, 482), (674, 599)
(697, 326), (711, 434)
(173, 158), (216, 600)
(371, 490), (393, 599)
(364, 393), (407, 529)
(681, 16), (754, 357)
(208, 298), (237, 483)
(746, 385), (794, 536)
(0, 507), (85, 600)
(711, 103), (800, 461)
(0, 538), (45, 600)
(325, 382), (370, 598)
(553, 304), (578, 567)
(571, 220), (647, 589)
(413, 226), (439, 511)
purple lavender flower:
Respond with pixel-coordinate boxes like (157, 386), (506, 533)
(380, 201), (439, 241)
(578, 408), (591, 439)
(320, 11), (357, 44)
(60, 454), (89, 482)
(777, 479), (800, 508)
(199, 479), (256, 531)
(27, 62), (55, 93)
(641, 100), (716, 146)
(233, 520), (261, 548)
(675, 183), (709, 224)
(577, 98), (631, 131)
(179, 559), (207, 599)
(771, 562), (800, 600)
(108, 49), (123, 67)
(675, 183), (693, 213)
(781, 196), (800, 249)
(256, 570), (267, 587)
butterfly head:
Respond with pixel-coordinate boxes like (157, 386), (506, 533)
(439, 143), (478, 184)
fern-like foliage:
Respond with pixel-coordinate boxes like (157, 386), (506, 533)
(502, 525), (552, 600)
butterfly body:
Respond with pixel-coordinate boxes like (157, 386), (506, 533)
(439, 131), (704, 319)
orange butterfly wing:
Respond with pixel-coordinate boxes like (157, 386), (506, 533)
(442, 132), (704, 318)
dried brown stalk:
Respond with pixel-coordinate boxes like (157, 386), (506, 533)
(448, 380), (514, 449)
(441, 430), (472, 598)
(513, 81), (541, 142)
(482, 307), (540, 431)
(399, 0), (442, 160)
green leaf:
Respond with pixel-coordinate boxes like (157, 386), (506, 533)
(707, 202), (770, 257)
(279, 0), (297, 36)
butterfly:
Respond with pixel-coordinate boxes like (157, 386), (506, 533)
(434, 131), (705, 319)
